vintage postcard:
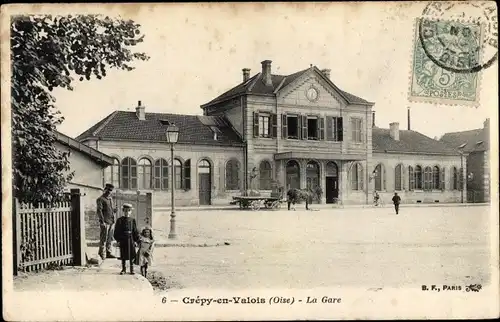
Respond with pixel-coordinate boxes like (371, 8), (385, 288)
(2, 2), (499, 321)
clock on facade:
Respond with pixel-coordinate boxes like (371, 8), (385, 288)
(305, 86), (319, 102)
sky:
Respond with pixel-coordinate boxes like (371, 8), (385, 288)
(45, 2), (497, 140)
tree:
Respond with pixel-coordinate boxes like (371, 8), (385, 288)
(11, 14), (149, 204)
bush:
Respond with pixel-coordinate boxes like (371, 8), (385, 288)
(146, 270), (182, 291)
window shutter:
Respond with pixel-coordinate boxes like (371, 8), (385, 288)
(382, 166), (386, 190)
(220, 161), (225, 192)
(297, 115), (302, 139)
(302, 115), (308, 140)
(400, 165), (406, 191)
(271, 113), (278, 138)
(319, 117), (325, 140)
(184, 159), (191, 190)
(440, 167), (445, 190)
(326, 117), (333, 141)
(281, 114), (287, 139)
(409, 166), (414, 190)
(253, 112), (259, 137)
(337, 117), (344, 142)
(359, 165), (364, 190)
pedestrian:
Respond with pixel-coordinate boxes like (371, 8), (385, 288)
(373, 190), (380, 206)
(136, 226), (155, 278)
(392, 192), (401, 214)
(96, 183), (117, 260)
(113, 203), (140, 275)
(287, 188), (297, 210)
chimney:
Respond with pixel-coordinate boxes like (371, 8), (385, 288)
(242, 68), (251, 82)
(372, 111), (376, 127)
(136, 100), (145, 120)
(261, 60), (273, 86)
(321, 69), (331, 79)
(389, 122), (400, 141)
(484, 118), (490, 129)
(407, 106), (411, 130)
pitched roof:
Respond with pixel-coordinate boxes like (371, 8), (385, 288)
(201, 66), (372, 107)
(55, 131), (114, 166)
(372, 128), (460, 156)
(76, 111), (244, 147)
(439, 128), (488, 153)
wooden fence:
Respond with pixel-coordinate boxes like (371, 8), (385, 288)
(13, 189), (86, 275)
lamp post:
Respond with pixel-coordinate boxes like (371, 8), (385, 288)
(460, 151), (464, 203)
(457, 144), (466, 204)
(163, 122), (179, 239)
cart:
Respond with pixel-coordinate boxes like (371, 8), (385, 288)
(231, 196), (285, 211)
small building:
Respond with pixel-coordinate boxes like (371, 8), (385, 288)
(76, 59), (465, 206)
(55, 131), (114, 238)
(440, 119), (490, 203)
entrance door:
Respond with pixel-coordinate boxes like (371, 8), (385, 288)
(325, 161), (339, 204)
(198, 159), (212, 205)
(325, 177), (339, 203)
(199, 173), (211, 205)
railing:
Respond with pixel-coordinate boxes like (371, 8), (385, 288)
(13, 189), (86, 274)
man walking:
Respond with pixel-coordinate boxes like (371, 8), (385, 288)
(97, 183), (117, 259)
(392, 192), (401, 215)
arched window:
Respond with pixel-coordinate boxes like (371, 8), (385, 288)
(138, 158), (152, 189)
(395, 164), (404, 191)
(452, 167), (459, 190)
(414, 165), (423, 190)
(154, 158), (169, 190)
(225, 159), (241, 190)
(408, 165), (414, 190)
(174, 159), (183, 189)
(285, 160), (300, 190)
(121, 157), (137, 189)
(259, 161), (272, 190)
(198, 159), (211, 173)
(423, 166), (432, 190)
(306, 161), (320, 190)
(104, 158), (120, 188)
(326, 162), (338, 177)
(374, 163), (385, 191)
(350, 162), (364, 191)
(432, 166), (440, 190)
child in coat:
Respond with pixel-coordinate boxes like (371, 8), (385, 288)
(113, 203), (140, 275)
(136, 226), (155, 278)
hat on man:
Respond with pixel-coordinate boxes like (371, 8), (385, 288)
(104, 183), (114, 190)
(122, 203), (133, 210)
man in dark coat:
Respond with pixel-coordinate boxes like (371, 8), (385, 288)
(392, 192), (401, 214)
(96, 183), (117, 259)
(113, 203), (140, 275)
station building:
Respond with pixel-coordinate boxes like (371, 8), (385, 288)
(76, 60), (465, 206)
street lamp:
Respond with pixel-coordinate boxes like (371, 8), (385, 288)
(162, 121), (179, 239)
(457, 143), (466, 203)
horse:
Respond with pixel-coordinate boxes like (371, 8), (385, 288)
(286, 188), (314, 211)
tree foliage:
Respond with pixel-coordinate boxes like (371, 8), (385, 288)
(11, 14), (149, 204)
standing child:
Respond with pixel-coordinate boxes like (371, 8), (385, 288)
(137, 227), (155, 278)
(137, 227), (154, 277)
(113, 203), (140, 275)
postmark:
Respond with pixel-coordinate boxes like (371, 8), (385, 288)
(409, 1), (498, 106)
(409, 18), (481, 106)
(420, 1), (498, 73)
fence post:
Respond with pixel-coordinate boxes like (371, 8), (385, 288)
(70, 189), (86, 266)
(13, 198), (21, 276)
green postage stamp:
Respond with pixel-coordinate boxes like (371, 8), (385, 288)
(409, 18), (483, 106)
